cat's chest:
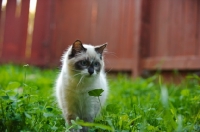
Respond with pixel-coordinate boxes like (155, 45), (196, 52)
(65, 85), (97, 103)
(68, 77), (101, 90)
(69, 90), (99, 112)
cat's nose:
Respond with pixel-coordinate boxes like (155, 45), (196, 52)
(88, 67), (94, 75)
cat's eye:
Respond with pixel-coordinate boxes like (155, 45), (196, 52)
(93, 61), (100, 67)
(79, 60), (89, 66)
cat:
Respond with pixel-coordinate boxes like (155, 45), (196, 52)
(55, 40), (108, 131)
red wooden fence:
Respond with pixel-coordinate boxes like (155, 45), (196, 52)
(0, 0), (200, 77)
(141, 0), (200, 71)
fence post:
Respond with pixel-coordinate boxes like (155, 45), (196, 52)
(131, 0), (143, 78)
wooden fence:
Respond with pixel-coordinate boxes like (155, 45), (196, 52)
(0, 0), (200, 77)
(141, 0), (200, 71)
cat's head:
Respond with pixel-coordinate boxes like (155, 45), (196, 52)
(67, 40), (107, 77)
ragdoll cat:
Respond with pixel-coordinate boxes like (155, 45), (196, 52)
(55, 40), (108, 130)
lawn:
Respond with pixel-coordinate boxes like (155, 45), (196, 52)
(0, 64), (200, 132)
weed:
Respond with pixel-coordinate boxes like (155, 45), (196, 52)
(0, 65), (199, 131)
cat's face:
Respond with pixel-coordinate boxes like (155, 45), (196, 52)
(67, 40), (106, 77)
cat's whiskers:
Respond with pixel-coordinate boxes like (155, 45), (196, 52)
(71, 68), (81, 72)
(105, 67), (113, 74)
(104, 51), (118, 58)
(72, 72), (82, 77)
(77, 75), (85, 87)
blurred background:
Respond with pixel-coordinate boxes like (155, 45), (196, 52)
(0, 0), (199, 78)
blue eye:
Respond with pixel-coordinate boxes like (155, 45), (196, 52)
(93, 61), (100, 67)
(79, 60), (89, 66)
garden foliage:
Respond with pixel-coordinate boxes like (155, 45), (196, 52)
(0, 65), (200, 131)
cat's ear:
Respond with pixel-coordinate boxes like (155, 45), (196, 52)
(69, 40), (86, 59)
(95, 43), (107, 55)
(72, 40), (86, 53)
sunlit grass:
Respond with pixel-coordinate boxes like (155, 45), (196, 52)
(0, 64), (200, 131)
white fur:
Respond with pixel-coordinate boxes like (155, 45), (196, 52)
(55, 44), (108, 124)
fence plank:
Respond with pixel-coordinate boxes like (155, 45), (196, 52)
(117, 0), (129, 59)
(155, 0), (170, 57)
(197, 0), (200, 56)
(131, 0), (142, 77)
(127, 0), (136, 59)
(30, 0), (53, 65)
(0, 0), (2, 19)
(2, 0), (19, 59)
(0, 0), (3, 56)
(149, 0), (157, 57)
(168, 0), (183, 56)
(182, 0), (197, 55)
(19, 0), (30, 59)
(140, 0), (151, 58)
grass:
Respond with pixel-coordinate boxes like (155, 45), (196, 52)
(0, 64), (200, 132)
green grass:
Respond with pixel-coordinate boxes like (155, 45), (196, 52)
(0, 64), (200, 132)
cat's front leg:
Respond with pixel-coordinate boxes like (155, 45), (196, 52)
(83, 115), (93, 123)
(66, 114), (86, 132)
(65, 113), (77, 124)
